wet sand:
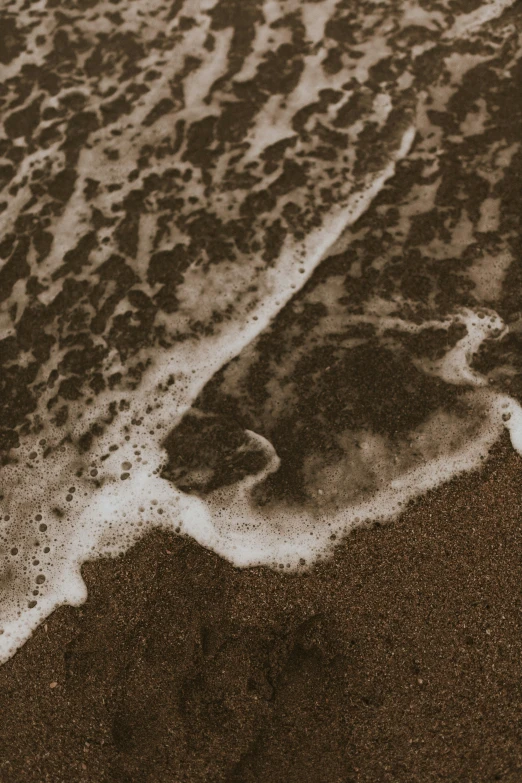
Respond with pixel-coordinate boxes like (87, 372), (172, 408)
(1, 0), (522, 779)
(1, 436), (521, 782)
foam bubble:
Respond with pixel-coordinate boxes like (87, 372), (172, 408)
(168, 318), (522, 568)
(0, 128), (417, 663)
(0, 0), (520, 666)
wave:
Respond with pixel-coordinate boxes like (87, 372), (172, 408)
(0, 0), (520, 663)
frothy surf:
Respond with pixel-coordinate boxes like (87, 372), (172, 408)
(0, 0), (521, 663)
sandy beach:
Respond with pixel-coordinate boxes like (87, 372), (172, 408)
(0, 438), (521, 781)
(1, 0), (522, 780)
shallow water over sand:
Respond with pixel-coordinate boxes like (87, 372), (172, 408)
(0, 0), (521, 661)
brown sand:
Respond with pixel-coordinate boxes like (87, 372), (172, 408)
(0, 435), (521, 782)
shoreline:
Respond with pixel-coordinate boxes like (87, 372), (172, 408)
(0, 434), (521, 782)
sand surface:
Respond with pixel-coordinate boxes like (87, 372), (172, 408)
(1, 1), (522, 780)
(0, 439), (522, 782)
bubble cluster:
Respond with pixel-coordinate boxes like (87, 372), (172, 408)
(0, 0), (520, 666)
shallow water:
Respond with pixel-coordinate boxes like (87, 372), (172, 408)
(0, 0), (521, 662)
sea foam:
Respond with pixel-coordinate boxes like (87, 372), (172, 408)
(0, 0), (520, 665)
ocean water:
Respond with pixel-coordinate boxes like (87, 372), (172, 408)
(0, 0), (521, 662)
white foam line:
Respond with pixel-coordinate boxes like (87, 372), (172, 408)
(71, 126), (418, 441)
(173, 333), (522, 568)
(0, 127), (416, 664)
(187, 391), (507, 568)
(445, 0), (516, 39)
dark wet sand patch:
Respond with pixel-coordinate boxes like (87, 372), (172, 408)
(0, 435), (521, 783)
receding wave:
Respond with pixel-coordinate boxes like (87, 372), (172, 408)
(0, 0), (521, 662)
